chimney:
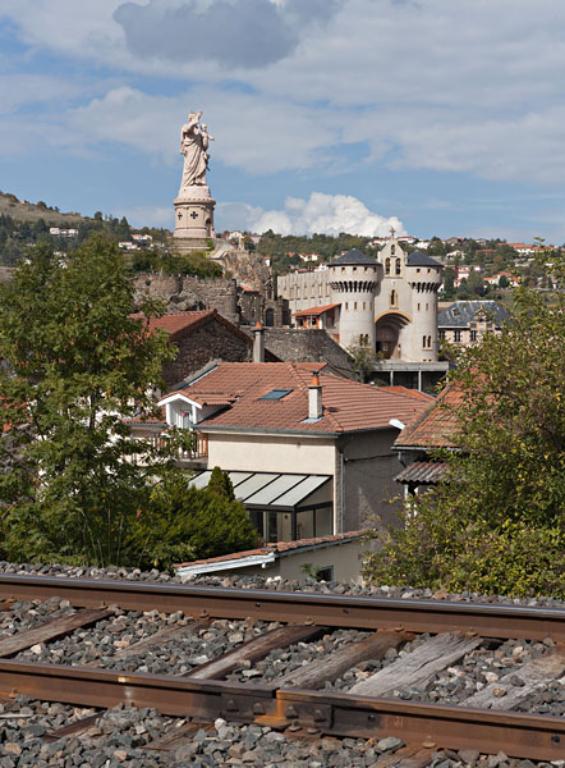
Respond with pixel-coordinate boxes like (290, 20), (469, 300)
(252, 321), (265, 363)
(308, 371), (323, 419)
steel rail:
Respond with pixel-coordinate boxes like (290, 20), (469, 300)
(0, 659), (562, 760)
(0, 574), (563, 641)
(275, 689), (565, 761)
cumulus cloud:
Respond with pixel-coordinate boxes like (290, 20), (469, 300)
(114, 0), (339, 69)
(65, 86), (340, 173)
(236, 193), (405, 236)
(5, 0), (565, 189)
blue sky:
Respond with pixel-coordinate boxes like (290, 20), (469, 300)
(2, 0), (565, 241)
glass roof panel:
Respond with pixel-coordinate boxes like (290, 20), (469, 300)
(245, 474), (307, 506)
(231, 473), (280, 501)
(274, 475), (331, 508)
(189, 471), (212, 490)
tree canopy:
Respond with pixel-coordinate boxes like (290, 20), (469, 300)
(0, 237), (176, 565)
(0, 237), (259, 568)
(364, 275), (565, 597)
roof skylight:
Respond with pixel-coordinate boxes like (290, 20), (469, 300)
(260, 388), (293, 401)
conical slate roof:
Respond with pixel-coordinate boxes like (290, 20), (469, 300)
(330, 248), (377, 267)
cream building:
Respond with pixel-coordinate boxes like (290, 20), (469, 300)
(277, 240), (443, 364)
(157, 361), (432, 541)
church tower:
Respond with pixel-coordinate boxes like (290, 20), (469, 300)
(329, 249), (380, 350)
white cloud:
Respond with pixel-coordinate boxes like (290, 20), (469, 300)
(234, 192), (405, 236)
(65, 86), (340, 174)
(4, 0), (565, 186)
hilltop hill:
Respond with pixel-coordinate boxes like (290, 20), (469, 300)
(0, 192), (87, 225)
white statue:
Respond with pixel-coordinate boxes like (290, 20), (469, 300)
(179, 111), (214, 191)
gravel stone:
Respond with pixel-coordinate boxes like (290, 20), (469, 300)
(0, 562), (561, 766)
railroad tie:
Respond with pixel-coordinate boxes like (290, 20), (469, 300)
(0, 608), (114, 659)
(349, 632), (482, 697)
(275, 630), (411, 690)
(463, 647), (565, 710)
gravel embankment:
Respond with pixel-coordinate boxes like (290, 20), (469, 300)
(1, 561), (564, 609)
(0, 700), (562, 767)
(0, 562), (563, 766)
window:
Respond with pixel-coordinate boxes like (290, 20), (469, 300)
(425, 303), (429, 311)
(391, 244), (396, 255)
(261, 388), (293, 400)
(354, 301), (358, 310)
(422, 335), (427, 348)
(395, 258), (401, 275)
(427, 335), (432, 348)
(362, 302), (366, 310)
(417, 303), (421, 311)
(316, 566), (334, 582)
(385, 258), (391, 275)
(454, 330), (461, 342)
(470, 329), (477, 342)
(439, 329), (445, 340)
(345, 302), (349, 310)
(390, 290), (397, 308)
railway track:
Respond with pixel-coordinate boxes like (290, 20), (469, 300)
(0, 573), (563, 764)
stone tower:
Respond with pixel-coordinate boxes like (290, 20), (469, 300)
(376, 239), (442, 362)
(404, 250), (443, 361)
(329, 249), (381, 350)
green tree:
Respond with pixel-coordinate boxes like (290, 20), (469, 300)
(130, 467), (258, 568)
(498, 274), (510, 289)
(348, 342), (377, 382)
(441, 267), (456, 300)
(364, 275), (565, 597)
(208, 465), (236, 501)
(0, 236), (175, 566)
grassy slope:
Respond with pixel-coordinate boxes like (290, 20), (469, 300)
(0, 192), (87, 225)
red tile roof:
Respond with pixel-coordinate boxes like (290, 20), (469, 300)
(394, 384), (463, 449)
(379, 386), (434, 402)
(132, 310), (251, 344)
(295, 303), (340, 318)
(175, 531), (364, 569)
(162, 362), (433, 435)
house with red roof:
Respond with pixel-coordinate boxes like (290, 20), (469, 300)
(134, 310), (253, 388)
(393, 384), (463, 495)
(157, 362), (432, 541)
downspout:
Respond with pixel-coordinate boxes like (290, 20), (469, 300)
(335, 440), (345, 534)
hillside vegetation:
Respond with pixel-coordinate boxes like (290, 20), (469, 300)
(0, 192), (85, 225)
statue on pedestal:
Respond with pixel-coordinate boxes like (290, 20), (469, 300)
(174, 110), (216, 251)
(179, 111), (214, 192)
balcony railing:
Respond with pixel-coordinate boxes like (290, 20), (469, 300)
(138, 431), (208, 462)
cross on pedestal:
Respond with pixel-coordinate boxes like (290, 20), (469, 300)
(190, 211), (199, 220)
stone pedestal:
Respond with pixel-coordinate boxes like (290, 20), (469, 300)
(173, 184), (216, 252)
